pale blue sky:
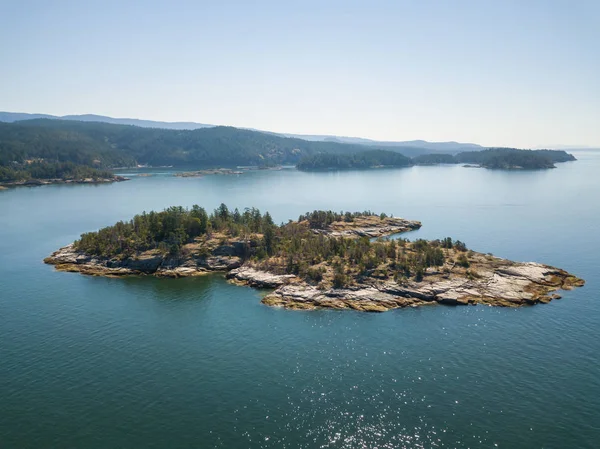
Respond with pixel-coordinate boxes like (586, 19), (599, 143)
(1, 0), (598, 147)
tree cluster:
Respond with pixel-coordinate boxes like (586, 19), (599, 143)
(0, 120), (575, 179)
(297, 210), (379, 229)
(0, 161), (114, 182)
(297, 150), (413, 171)
(75, 204), (276, 258)
(74, 204), (471, 287)
(413, 148), (575, 169)
(0, 120), (412, 171)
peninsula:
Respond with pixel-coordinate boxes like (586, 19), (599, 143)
(44, 205), (584, 311)
(0, 160), (128, 188)
(297, 148), (576, 171)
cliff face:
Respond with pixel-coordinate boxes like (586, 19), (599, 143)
(44, 242), (243, 278)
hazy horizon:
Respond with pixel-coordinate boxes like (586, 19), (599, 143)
(3, 110), (600, 150)
(2, 0), (598, 148)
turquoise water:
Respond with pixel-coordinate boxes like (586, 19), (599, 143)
(1, 154), (599, 448)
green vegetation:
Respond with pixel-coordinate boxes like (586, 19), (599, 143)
(0, 161), (114, 183)
(445, 148), (574, 169)
(298, 148), (575, 171)
(531, 150), (577, 163)
(296, 150), (413, 170)
(453, 148), (570, 169)
(75, 204), (273, 257)
(297, 210), (380, 228)
(0, 119), (416, 172)
(412, 154), (456, 165)
(0, 122), (136, 168)
(0, 120), (576, 181)
(74, 204), (469, 286)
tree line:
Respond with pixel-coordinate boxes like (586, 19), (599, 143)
(0, 119), (418, 172)
(298, 148), (576, 171)
(74, 204), (472, 285)
(0, 161), (114, 183)
(0, 119), (575, 182)
(296, 150), (413, 170)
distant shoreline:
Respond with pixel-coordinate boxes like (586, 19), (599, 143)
(0, 175), (129, 189)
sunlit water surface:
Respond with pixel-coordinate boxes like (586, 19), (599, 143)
(1, 153), (599, 448)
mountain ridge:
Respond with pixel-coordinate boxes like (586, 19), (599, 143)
(0, 111), (480, 153)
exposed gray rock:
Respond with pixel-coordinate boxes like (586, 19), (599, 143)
(315, 217), (422, 238)
(226, 267), (297, 288)
(261, 258), (584, 311)
(44, 232), (584, 311)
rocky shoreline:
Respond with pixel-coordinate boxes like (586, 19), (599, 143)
(0, 175), (129, 188)
(45, 220), (584, 311)
(312, 216), (421, 238)
(259, 261), (584, 311)
(175, 168), (243, 177)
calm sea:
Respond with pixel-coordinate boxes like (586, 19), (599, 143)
(1, 153), (598, 448)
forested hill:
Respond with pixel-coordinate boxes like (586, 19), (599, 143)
(298, 148), (576, 171)
(411, 148), (576, 169)
(454, 148), (576, 168)
(296, 150), (413, 170)
(0, 111), (482, 152)
(0, 119), (576, 182)
(0, 119), (431, 169)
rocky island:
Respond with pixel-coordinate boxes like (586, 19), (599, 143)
(44, 205), (584, 311)
(174, 168), (244, 177)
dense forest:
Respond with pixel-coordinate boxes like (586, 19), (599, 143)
(0, 119), (430, 171)
(454, 148), (575, 169)
(296, 150), (413, 170)
(0, 120), (576, 181)
(0, 161), (114, 183)
(412, 154), (457, 165)
(298, 148), (576, 171)
(0, 122), (136, 167)
(74, 204), (469, 285)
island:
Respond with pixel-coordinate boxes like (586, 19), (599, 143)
(44, 205), (584, 312)
(174, 168), (244, 177)
(298, 148), (576, 171)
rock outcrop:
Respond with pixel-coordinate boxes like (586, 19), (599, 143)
(44, 215), (584, 311)
(226, 267), (297, 288)
(44, 243), (241, 278)
(314, 216), (421, 238)
(260, 259), (584, 311)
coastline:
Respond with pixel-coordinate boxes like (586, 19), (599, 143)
(0, 175), (129, 189)
(44, 215), (584, 312)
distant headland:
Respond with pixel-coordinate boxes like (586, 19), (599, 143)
(0, 118), (577, 187)
(44, 205), (584, 311)
(297, 148), (576, 171)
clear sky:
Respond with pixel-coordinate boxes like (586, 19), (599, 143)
(1, 0), (598, 147)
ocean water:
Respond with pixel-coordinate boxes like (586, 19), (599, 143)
(1, 153), (598, 448)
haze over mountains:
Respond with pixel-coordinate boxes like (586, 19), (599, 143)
(0, 113), (578, 183)
(0, 111), (482, 153)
